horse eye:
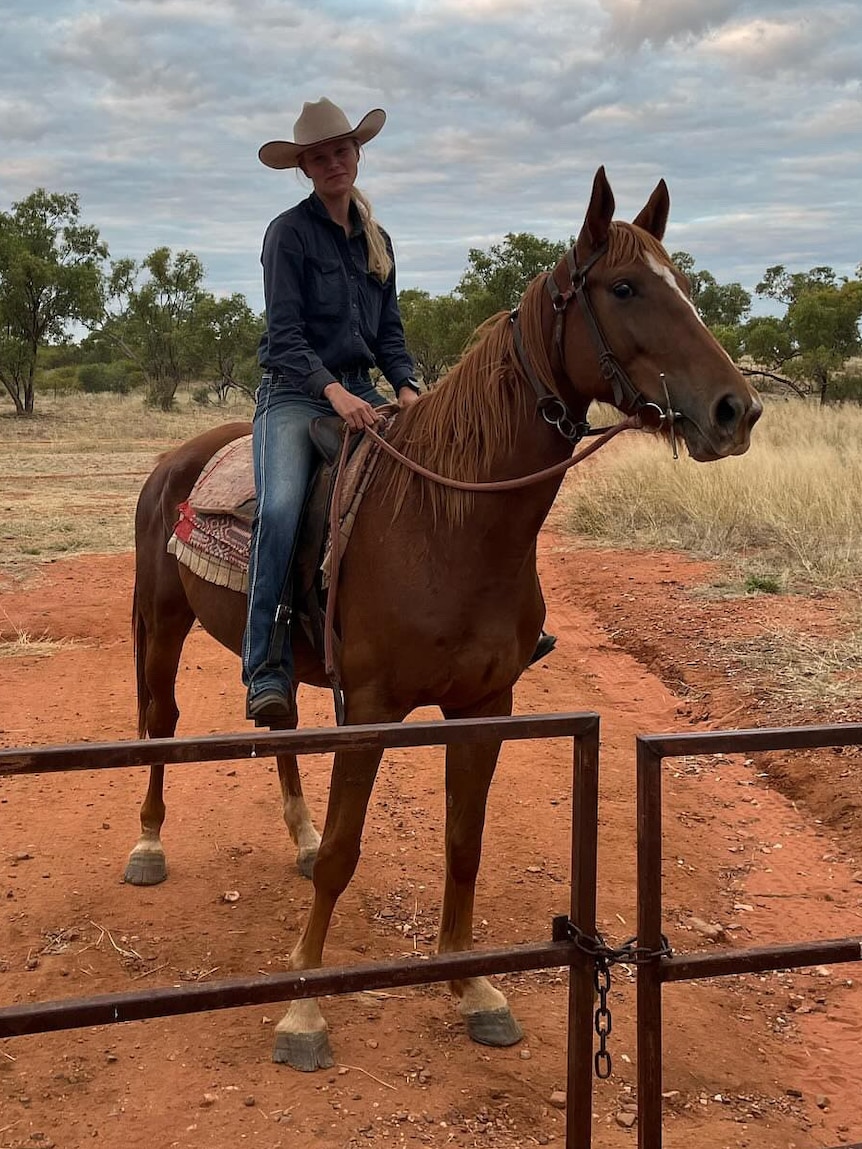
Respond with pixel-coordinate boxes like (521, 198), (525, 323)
(612, 282), (635, 300)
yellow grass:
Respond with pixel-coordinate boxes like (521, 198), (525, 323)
(559, 399), (862, 589)
(0, 391), (253, 576)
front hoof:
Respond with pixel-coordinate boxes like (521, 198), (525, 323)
(124, 851), (167, 886)
(273, 1028), (334, 1071)
(466, 1007), (524, 1047)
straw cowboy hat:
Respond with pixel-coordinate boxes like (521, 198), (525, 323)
(258, 98), (386, 170)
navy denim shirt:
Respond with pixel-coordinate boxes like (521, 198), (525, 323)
(257, 192), (415, 399)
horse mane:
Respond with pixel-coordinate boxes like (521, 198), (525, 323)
(374, 306), (532, 526)
(374, 221), (669, 527)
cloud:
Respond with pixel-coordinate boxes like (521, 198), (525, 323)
(0, 0), (859, 313)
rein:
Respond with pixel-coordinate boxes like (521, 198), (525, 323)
(322, 238), (680, 701)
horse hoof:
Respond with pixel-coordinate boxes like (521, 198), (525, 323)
(124, 853), (167, 886)
(272, 1028), (334, 1071)
(296, 848), (318, 880)
(466, 1007), (524, 1047)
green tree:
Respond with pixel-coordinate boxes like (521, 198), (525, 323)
(0, 189), (107, 414)
(398, 288), (473, 384)
(752, 266), (862, 404)
(456, 232), (570, 324)
(106, 247), (206, 410)
(195, 293), (261, 402)
(671, 251), (751, 327)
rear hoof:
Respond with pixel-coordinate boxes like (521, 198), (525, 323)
(273, 1028), (334, 1071)
(296, 847), (318, 880)
(466, 1007), (524, 1047)
(124, 852), (167, 886)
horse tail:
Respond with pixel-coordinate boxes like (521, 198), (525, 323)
(131, 581), (150, 739)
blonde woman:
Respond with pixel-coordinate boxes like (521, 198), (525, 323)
(245, 98), (420, 725)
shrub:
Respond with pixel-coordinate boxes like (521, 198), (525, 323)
(78, 361), (141, 395)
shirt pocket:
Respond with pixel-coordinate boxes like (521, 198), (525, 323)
(306, 256), (345, 318)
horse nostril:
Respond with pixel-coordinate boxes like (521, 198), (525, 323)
(714, 394), (745, 428)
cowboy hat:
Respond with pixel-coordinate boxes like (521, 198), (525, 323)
(258, 97), (386, 170)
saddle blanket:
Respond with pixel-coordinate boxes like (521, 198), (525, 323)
(166, 428), (385, 595)
(167, 436), (255, 592)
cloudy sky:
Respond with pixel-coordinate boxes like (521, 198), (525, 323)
(2, 0), (860, 313)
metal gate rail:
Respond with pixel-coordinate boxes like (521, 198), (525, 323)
(637, 723), (862, 1149)
(0, 712), (601, 1149)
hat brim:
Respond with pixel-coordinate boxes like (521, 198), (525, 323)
(258, 108), (386, 170)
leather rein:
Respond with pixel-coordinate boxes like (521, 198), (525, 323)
(323, 242), (681, 694)
(365, 238), (681, 491)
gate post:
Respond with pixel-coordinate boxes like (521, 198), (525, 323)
(636, 738), (664, 1149)
(565, 717), (600, 1149)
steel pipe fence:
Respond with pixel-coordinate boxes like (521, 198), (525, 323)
(0, 712), (601, 1149)
(636, 723), (862, 1149)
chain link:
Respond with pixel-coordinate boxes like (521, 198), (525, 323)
(552, 915), (672, 1080)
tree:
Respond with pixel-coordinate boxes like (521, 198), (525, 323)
(195, 293), (261, 402)
(0, 190), (107, 414)
(671, 251), (751, 327)
(105, 247), (206, 410)
(398, 289), (474, 385)
(751, 266), (862, 404)
(456, 232), (570, 324)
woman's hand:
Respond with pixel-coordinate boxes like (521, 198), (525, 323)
(323, 381), (379, 430)
(397, 386), (421, 408)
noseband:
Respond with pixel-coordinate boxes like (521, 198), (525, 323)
(510, 242), (681, 453)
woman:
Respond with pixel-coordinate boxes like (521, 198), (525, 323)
(244, 97), (421, 726)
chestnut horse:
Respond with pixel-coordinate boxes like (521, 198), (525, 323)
(128, 168), (761, 1070)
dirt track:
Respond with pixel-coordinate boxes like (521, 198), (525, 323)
(1, 534), (860, 1148)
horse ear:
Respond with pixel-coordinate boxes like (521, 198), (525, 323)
(578, 166), (615, 251)
(632, 179), (670, 241)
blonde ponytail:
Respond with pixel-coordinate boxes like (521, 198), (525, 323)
(351, 186), (393, 283)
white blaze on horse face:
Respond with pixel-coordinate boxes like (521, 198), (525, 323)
(645, 253), (705, 325)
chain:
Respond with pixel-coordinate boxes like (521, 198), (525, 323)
(552, 915), (673, 1080)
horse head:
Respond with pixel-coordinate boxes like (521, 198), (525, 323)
(549, 166), (761, 461)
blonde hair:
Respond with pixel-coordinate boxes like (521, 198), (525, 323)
(351, 185), (393, 283)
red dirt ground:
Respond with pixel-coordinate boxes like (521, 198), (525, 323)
(1, 533), (860, 1149)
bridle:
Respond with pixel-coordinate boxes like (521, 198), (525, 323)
(511, 240), (682, 456)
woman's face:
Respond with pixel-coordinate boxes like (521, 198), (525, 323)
(300, 138), (359, 199)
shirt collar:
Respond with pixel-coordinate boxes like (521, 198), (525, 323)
(308, 192), (363, 237)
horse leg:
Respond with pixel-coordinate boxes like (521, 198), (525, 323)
(273, 698), (402, 1070)
(276, 752), (321, 879)
(439, 688), (523, 1047)
(124, 610), (193, 886)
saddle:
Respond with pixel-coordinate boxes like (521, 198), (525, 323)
(168, 409), (396, 678)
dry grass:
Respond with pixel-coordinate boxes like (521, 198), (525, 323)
(0, 391), (253, 576)
(560, 399), (862, 590)
(718, 626), (862, 707)
(0, 609), (87, 658)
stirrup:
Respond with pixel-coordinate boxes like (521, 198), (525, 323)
(528, 631), (557, 667)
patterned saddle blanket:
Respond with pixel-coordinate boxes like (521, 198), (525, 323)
(167, 425), (384, 595)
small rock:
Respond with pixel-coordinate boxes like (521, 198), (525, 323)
(526, 866), (543, 874)
(687, 917), (727, 942)
(851, 871), (862, 884)
(243, 1096), (255, 1107)
(25, 957), (39, 971)
(519, 1048), (532, 1060)
(105, 1054), (118, 1064)
(200, 1093), (218, 1108)
(615, 1111), (637, 1128)
(222, 890), (240, 904)
(366, 1039), (378, 1050)
(102, 822), (111, 830)
(785, 1087), (803, 1098)
(549, 1090), (567, 1110)
(816, 1095), (830, 1110)
(13, 852), (33, 862)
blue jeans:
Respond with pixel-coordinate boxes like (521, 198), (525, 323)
(242, 373), (387, 698)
